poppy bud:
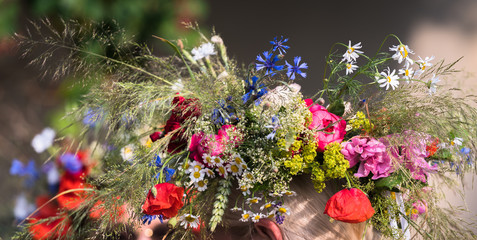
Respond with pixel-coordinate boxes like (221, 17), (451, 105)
(324, 188), (374, 223)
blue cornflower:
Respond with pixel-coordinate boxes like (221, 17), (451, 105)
(60, 153), (83, 174)
(211, 100), (237, 125)
(265, 115), (280, 140)
(10, 159), (39, 187)
(270, 36), (290, 55)
(153, 155), (175, 182)
(142, 214), (163, 225)
(242, 76), (268, 106)
(285, 56), (308, 80)
(256, 51), (284, 76)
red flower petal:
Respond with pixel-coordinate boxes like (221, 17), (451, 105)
(324, 188), (375, 223)
(142, 183), (184, 219)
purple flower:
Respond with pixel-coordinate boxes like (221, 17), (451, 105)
(270, 36), (290, 55)
(285, 56), (308, 80)
(256, 51), (284, 76)
(59, 153), (83, 174)
(341, 137), (394, 180)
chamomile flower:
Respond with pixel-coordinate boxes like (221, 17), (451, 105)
(246, 197), (261, 205)
(267, 212), (276, 219)
(282, 190), (297, 197)
(242, 171), (254, 181)
(189, 169), (205, 183)
(194, 179), (208, 191)
(192, 42), (216, 61)
(377, 67), (399, 90)
(240, 211), (253, 222)
(204, 168), (215, 178)
(345, 61), (358, 75)
(211, 156), (224, 167)
(342, 41), (363, 62)
(398, 65), (415, 83)
(226, 162), (243, 176)
(120, 144), (135, 162)
(216, 164), (229, 177)
(187, 161), (204, 174)
(269, 192), (283, 197)
(239, 184), (251, 195)
(389, 44), (414, 65)
(260, 201), (275, 211)
(276, 206), (291, 216)
(232, 154), (244, 165)
(202, 154), (215, 166)
(251, 213), (265, 223)
(415, 56), (434, 75)
(428, 74), (440, 95)
(451, 137), (463, 146)
(231, 206), (242, 212)
(179, 214), (200, 229)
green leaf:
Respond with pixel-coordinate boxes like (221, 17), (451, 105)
(327, 98), (345, 116)
(151, 186), (158, 198)
(374, 172), (404, 191)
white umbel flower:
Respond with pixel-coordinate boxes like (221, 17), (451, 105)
(179, 214), (200, 229)
(377, 67), (399, 90)
(345, 61), (358, 75)
(342, 41), (363, 62)
(31, 127), (55, 153)
(191, 42), (216, 61)
(389, 44), (414, 65)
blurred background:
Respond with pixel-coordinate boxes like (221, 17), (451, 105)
(1, 0), (476, 238)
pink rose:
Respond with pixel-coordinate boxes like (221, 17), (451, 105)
(189, 125), (236, 165)
(306, 99), (346, 152)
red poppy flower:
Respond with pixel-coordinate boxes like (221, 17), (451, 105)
(29, 215), (70, 240)
(89, 197), (126, 221)
(57, 171), (91, 210)
(142, 183), (184, 219)
(324, 188), (375, 223)
(426, 138), (439, 157)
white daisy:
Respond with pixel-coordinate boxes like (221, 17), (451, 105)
(230, 206), (242, 212)
(342, 41), (363, 62)
(377, 67), (399, 90)
(269, 192), (283, 197)
(187, 161), (204, 174)
(389, 44), (414, 65)
(282, 190), (297, 197)
(251, 213), (265, 223)
(194, 179), (208, 191)
(428, 74), (440, 95)
(204, 168), (215, 178)
(246, 197), (261, 205)
(451, 137), (463, 146)
(120, 144), (135, 162)
(238, 184), (251, 196)
(266, 212), (276, 219)
(215, 164), (229, 178)
(202, 154), (214, 166)
(345, 61), (358, 75)
(242, 171), (254, 181)
(398, 65), (414, 83)
(240, 211), (252, 222)
(260, 201), (275, 211)
(179, 214), (200, 229)
(211, 156), (224, 167)
(415, 56), (434, 75)
(226, 163), (243, 176)
(31, 127), (55, 153)
(276, 206), (291, 216)
(191, 42), (216, 61)
(232, 154), (244, 165)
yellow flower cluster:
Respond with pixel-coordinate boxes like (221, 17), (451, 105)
(349, 111), (374, 133)
(284, 154), (303, 175)
(323, 142), (349, 178)
(281, 139), (317, 176)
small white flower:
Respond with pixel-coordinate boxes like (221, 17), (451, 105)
(31, 127), (55, 153)
(194, 179), (208, 191)
(415, 56), (434, 75)
(242, 171), (254, 181)
(428, 74), (440, 95)
(398, 65), (415, 83)
(377, 67), (399, 90)
(211, 156), (224, 167)
(266, 212), (276, 219)
(342, 41), (363, 62)
(204, 168), (215, 178)
(276, 206), (291, 216)
(171, 79), (184, 92)
(187, 161), (204, 174)
(260, 201), (275, 211)
(282, 190), (297, 197)
(191, 42), (216, 61)
(240, 211), (252, 222)
(226, 163), (243, 176)
(189, 169), (205, 183)
(120, 144), (135, 162)
(14, 194), (35, 220)
(451, 137), (463, 146)
(215, 164), (228, 177)
(251, 213), (265, 223)
(345, 61), (358, 75)
(238, 184), (251, 196)
(179, 214), (200, 229)
(269, 192), (283, 197)
(246, 197), (262, 205)
(210, 35), (223, 44)
(389, 44), (414, 65)
(230, 206), (242, 212)
(231, 154), (244, 165)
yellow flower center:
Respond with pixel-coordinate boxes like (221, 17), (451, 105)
(254, 215), (261, 220)
(240, 185), (248, 192)
(411, 209), (418, 215)
(243, 214), (250, 219)
(250, 199), (258, 204)
(198, 181), (205, 187)
(348, 47), (355, 53)
(219, 167), (225, 175)
(387, 76), (392, 83)
(264, 203), (272, 209)
(194, 165), (201, 171)
(285, 191), (293, 196)
(193, 171), (201, 179)
(205, 156), (212, 163)
(231, 165), (239, 173)
(185, 215), (196, 222)
(214, 158), (222, 164)
(400, 46), (408, 58)
(235, 157), (243, 164)
(346, 63), (352, 69)
(278, 207), (287, 214)
(405, 69), (409, 76)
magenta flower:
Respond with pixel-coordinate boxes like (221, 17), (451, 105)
(341, 137), (394, 180)
(410, 200), (427, 220)
(189, 125), (236, 165)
